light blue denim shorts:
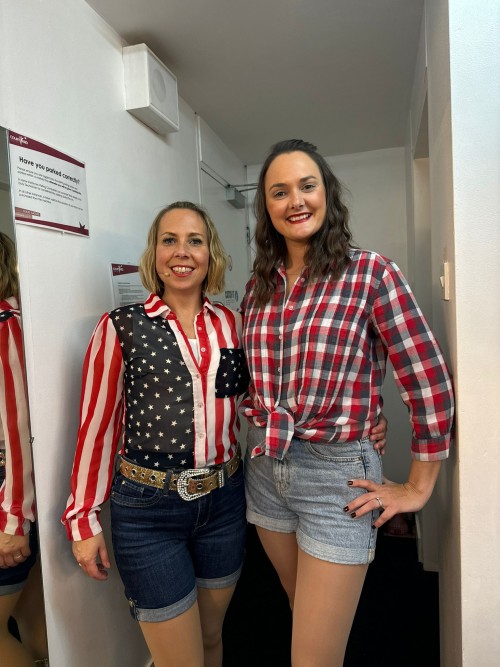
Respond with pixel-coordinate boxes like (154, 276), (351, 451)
(244, 426), (383, 565)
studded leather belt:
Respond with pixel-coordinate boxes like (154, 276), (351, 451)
(119, 447), (241, 501)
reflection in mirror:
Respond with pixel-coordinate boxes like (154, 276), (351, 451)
(0, 128), (49, 666)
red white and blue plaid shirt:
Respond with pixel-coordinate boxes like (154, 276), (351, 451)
(240, 250), (454, 461)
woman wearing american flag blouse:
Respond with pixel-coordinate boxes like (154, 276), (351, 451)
(63, 202), (251, 667)
(1, 232), (48, 666)
(240, 139), (454, 667)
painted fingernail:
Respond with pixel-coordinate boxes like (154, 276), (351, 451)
(347, 480), (353, 486)
(343, 506), (349, 512)
(350, 512), (356, 518)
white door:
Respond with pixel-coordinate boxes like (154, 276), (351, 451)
(200, 168), (251, 452)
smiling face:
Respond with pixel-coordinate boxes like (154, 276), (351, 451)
(264, 151), (327, 251)
(155, 208), (210, 298)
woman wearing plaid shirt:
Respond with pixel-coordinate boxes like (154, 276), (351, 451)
(240, 139), (454, 667)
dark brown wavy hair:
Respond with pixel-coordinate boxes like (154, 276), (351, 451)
(252, 139), (353, 306)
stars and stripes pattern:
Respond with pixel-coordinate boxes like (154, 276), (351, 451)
(240, 250), (454, 461)
(62, 294), (248, 541)
(0, 297), (35, 536)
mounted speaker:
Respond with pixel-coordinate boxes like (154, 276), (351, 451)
(122, 43), (179, 135)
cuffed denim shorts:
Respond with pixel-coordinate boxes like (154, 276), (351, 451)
(0, 468), (39, 596)
(245, 426), (383, 565)
(110, 461), (247, 622)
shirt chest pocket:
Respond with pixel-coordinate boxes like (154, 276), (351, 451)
(215, 348), (249, 398)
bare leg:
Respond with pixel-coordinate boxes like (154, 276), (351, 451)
(12, 559), (48, 661)
(198, 584), (236, 667)
(255, 527), (367, 667)
(0, 589), (36, 667)
(292, 549), (367, 667)
(256, 527), (298, 609)
(139, 602), (204, 667)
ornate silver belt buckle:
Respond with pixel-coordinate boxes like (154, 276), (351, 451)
(177, 468), (211, 501)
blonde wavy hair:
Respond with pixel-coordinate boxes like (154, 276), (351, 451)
(0, 232), (19, 300)
(139, 201), (227, 296)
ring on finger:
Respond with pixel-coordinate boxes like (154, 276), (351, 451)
(375, 497), (384, 510)
(14, 553), (23, 560)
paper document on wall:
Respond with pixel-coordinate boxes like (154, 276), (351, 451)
(8, 131), (89, 236)
(111, 263), (149, 308)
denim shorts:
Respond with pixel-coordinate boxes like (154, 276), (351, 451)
(245, 426), (383, 565)
(110, 461), (247, 622)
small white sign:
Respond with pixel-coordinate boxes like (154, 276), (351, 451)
(224, 288), (240, 309)
(8, 131), (89, 236)
(111, 263), (149, 308)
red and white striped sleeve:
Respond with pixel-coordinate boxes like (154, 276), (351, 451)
(61, 313), (125, 541)
(0, 310), (35, 535)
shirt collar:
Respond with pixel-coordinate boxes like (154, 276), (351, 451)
(143, 293), (216, 319)
(276, 264), (310, 281)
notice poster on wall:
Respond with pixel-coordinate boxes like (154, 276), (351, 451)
(223, 255), (241, 308)
(223, 288), (240, 309)
(111, 263), (149, 308)
(8, 130), (89, 236)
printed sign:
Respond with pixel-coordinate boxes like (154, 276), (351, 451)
(111, 263), (149, 308)
(224, 288), (240, 309)
(8, 131), (89, 236)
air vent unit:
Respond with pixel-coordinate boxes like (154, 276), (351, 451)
(123, 43), (179, 135)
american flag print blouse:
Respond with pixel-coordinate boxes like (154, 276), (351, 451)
(62, 293), (248, 541)
(0, 297), (35, 536)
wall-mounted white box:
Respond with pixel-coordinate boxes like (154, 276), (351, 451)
(123, 43), (179, 135)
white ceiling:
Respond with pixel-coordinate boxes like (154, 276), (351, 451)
(86, 0), (424, 165)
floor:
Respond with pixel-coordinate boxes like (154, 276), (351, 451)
(222, 523), (440, 666)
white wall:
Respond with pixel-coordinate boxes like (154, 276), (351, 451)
(330, 148), (408, 273)
(411, 0), (500, 664)
(433, 0), (500, 665)
(424, 0), (463, 663)
(331, 149), (413, 483)
(404, 7), (440, 573)
(0, 189), (13, 236)
(0, 133), (13, 235)
(0, 1), (246, 665)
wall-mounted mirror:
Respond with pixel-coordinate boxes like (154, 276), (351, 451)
(0, 126), (49, 666)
